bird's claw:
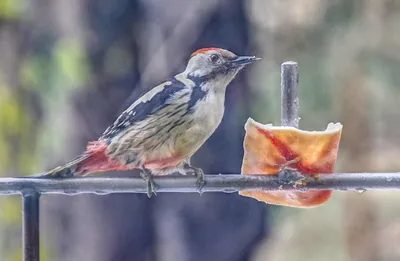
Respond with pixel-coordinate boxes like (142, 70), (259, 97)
(193, 168), (205, 194)
(184, 164), (205, 194)
(140, 170), (157, 198)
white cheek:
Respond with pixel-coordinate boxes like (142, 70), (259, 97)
(188, 67), (213, 77)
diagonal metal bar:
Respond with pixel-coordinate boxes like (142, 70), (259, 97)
(0, 173), (400, 195)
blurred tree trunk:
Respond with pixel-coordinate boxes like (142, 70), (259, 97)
(43, 1), (269, 261)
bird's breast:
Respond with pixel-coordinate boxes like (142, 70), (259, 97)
(192, 91), (225, 129)
(173, 91), (225, 155)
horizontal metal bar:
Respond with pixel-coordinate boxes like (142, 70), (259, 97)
(1, 173), (400, 195)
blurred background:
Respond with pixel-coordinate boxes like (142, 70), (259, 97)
(1, 0), (400, 260)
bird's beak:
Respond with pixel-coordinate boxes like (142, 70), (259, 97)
(231, 56), (261, 66)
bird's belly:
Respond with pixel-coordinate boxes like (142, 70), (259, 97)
(141, 114), (221, 166)
(176, 123), (213, 150)
(174, 106), (224, 156)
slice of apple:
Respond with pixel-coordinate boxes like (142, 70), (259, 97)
(240, 118), (343, 208)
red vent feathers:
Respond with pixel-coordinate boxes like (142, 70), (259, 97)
(191, 48), (222, 57)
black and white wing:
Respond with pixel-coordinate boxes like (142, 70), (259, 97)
(99, 77), (197, 140)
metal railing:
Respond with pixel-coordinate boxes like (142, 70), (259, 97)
(2, 62), (400, 261)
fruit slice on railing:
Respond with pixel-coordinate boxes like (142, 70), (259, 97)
(240, 118), (343, 208)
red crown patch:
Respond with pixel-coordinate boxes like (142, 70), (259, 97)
(191, 47), (222, 57)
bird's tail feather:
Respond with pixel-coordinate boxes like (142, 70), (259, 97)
(41, 153), (92, 178)
(28, 141), (115, 179)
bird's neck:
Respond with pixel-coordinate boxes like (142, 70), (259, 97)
(183, 72), (230, 95)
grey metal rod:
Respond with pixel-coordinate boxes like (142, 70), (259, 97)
(22, 190), (40, 261)
(0, 173), (400, 195)
(281, 61), (299, 127)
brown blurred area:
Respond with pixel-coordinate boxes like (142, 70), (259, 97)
(1, 0), (400, 260)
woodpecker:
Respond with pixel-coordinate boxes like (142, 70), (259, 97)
(41, 47), (260, 197)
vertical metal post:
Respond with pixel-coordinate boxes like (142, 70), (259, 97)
(22, 190), (40, 261)
(281, 61), (299, 127)
(279, 61), (302, 183)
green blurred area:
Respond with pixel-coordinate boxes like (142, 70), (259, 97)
(0, 1), (89, 258)
(1, 0), (400, 260)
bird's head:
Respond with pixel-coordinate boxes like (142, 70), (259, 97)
(184, 48), (260, 89)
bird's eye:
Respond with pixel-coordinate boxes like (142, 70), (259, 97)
(210, 54), (220, 63)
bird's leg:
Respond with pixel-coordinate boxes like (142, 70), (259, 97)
(277, 158), (305, 185)
(140, 167), (157, 198)
(183, 161), (205, 194)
